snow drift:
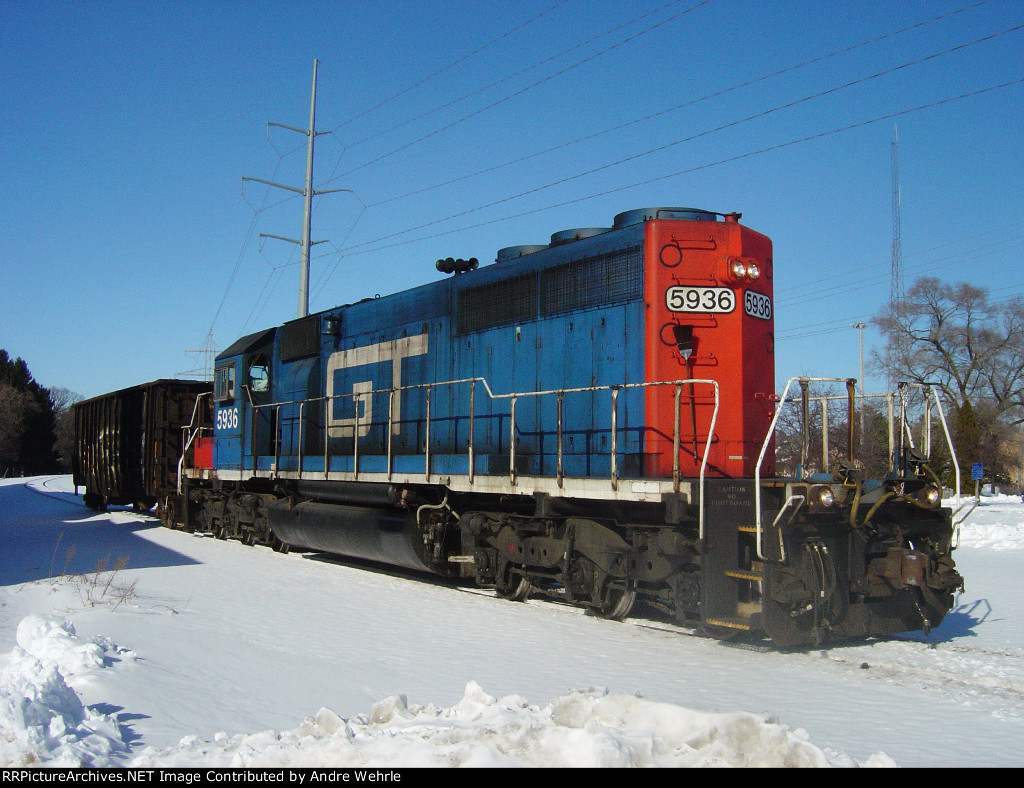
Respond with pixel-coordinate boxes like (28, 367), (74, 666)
(1, 615), (885, 767)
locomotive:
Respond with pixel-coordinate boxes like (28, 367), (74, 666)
(73, 207), (965, 647)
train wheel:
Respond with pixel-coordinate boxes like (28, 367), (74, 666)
(158, 496), (177, 529)
(269, 533), (291, 553)
(83, 492), (106, 511)
(495, 564), (532, 602)
(595, 581), (637, 621)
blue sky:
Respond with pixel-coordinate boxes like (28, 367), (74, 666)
(2, 0), (1022, 400)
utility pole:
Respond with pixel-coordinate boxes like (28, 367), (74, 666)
(851, 322), (867, 450)
(243, 59), (350, 318)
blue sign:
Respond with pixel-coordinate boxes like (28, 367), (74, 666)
(971, 463), (984, 480)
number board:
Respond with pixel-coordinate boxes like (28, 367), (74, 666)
(744, 290), (773, 321)
(665, 286), (735, 314)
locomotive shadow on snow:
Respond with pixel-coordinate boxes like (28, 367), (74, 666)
(293, 549), (747, 639)
(898, 598), (992, 644)
(0, 507), (201, 587)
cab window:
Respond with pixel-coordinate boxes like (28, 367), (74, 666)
(214, 365), (236, 402)
(249, 359), (270, 393)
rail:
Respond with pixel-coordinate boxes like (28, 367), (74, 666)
(241, 377), (720, 536)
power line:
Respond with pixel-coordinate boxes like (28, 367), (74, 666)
(361, 0), (999, 210)
(337, 25), (1024, 255)
(332, 76), (1024, 260)
(777, 234), (1024, 309)
(334, 0), (574, 130)
(326, 0), (714, 182)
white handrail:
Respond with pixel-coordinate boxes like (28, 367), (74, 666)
(231, 376), (720, 533)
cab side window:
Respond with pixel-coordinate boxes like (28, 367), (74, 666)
(249, 359), (270, 393)
(214, 365), (236, 402)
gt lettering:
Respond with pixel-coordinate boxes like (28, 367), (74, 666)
(326, 334), (429, 438)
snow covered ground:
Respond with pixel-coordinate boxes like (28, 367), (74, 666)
(2, 475), (1023, 768)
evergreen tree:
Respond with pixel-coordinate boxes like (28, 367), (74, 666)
(0, 350), (59, 475)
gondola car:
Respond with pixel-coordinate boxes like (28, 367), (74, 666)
(72, 379), (212, 511)
(78, 207), (966, 647)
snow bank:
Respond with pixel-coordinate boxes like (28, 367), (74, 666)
(0, 616), (132, 766)
(1, 617), (890, 768)
(128, 681), (889, 768)
(954, 494), (1024, 550)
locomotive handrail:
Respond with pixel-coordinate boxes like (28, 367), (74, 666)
(898, 381), (966, 542)
(176, 392), (211, 495)
(755, 378), (967, 561)
(755, 377), (855, 561)
(243, 376), (719, 534)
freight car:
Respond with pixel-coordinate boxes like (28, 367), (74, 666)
(72, 379), (212, 512)
(81, 208), (967, 647)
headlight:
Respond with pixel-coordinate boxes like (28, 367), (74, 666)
(728, 258), (746, 281)
(746, 262), (760, 281)
(916, 485), (942, 508)
(810, 484), (836, 509)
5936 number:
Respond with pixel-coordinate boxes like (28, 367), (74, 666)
(665, 286), (736, 314)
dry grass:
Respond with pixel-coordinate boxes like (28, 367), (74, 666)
(46, 534), (138, 610)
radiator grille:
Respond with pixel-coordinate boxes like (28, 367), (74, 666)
(540, 248), (642, 316)
(456, 246), (642, 335)
(457, 273), (537, 335)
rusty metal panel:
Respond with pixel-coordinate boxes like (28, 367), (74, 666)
(72, 380), (211, 507)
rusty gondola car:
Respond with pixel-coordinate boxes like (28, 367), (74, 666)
(72, 379), (212, 512)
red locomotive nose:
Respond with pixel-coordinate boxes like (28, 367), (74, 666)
(643, 215), (775, 479)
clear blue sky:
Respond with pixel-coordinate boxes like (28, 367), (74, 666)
(2, 0), (1022, 400)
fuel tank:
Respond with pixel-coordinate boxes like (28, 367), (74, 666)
(267, 499), (436, 574)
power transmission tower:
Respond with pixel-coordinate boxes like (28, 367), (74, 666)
(889, 125), (906, 393)
(181, 330), (217, 381)
(243, 59), (350, 318)
(890, 124), (904, 305)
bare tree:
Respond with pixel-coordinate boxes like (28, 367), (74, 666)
(871, 277), (1024, 487)
(773, 383), (894, 480)
(50, 387), (83, 471)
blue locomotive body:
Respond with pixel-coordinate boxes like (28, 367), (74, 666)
(211, 215), (653, 484)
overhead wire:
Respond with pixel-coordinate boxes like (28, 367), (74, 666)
(335, 24), (1024, 255)
(775, 238), (1024, 341)
(777, 218), (1024, 299)
(217, 1), (1020, 344)
(324, 0), (714, 182)
(334, 0), (574, 131)
(777, 234), (1024, 309)
(340, 0), (697, 150)
(332, 76), (1024, 259)
(216, 0), (669, 337)
(361, 0), (999, 210)
(205, 151), (292, 340)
